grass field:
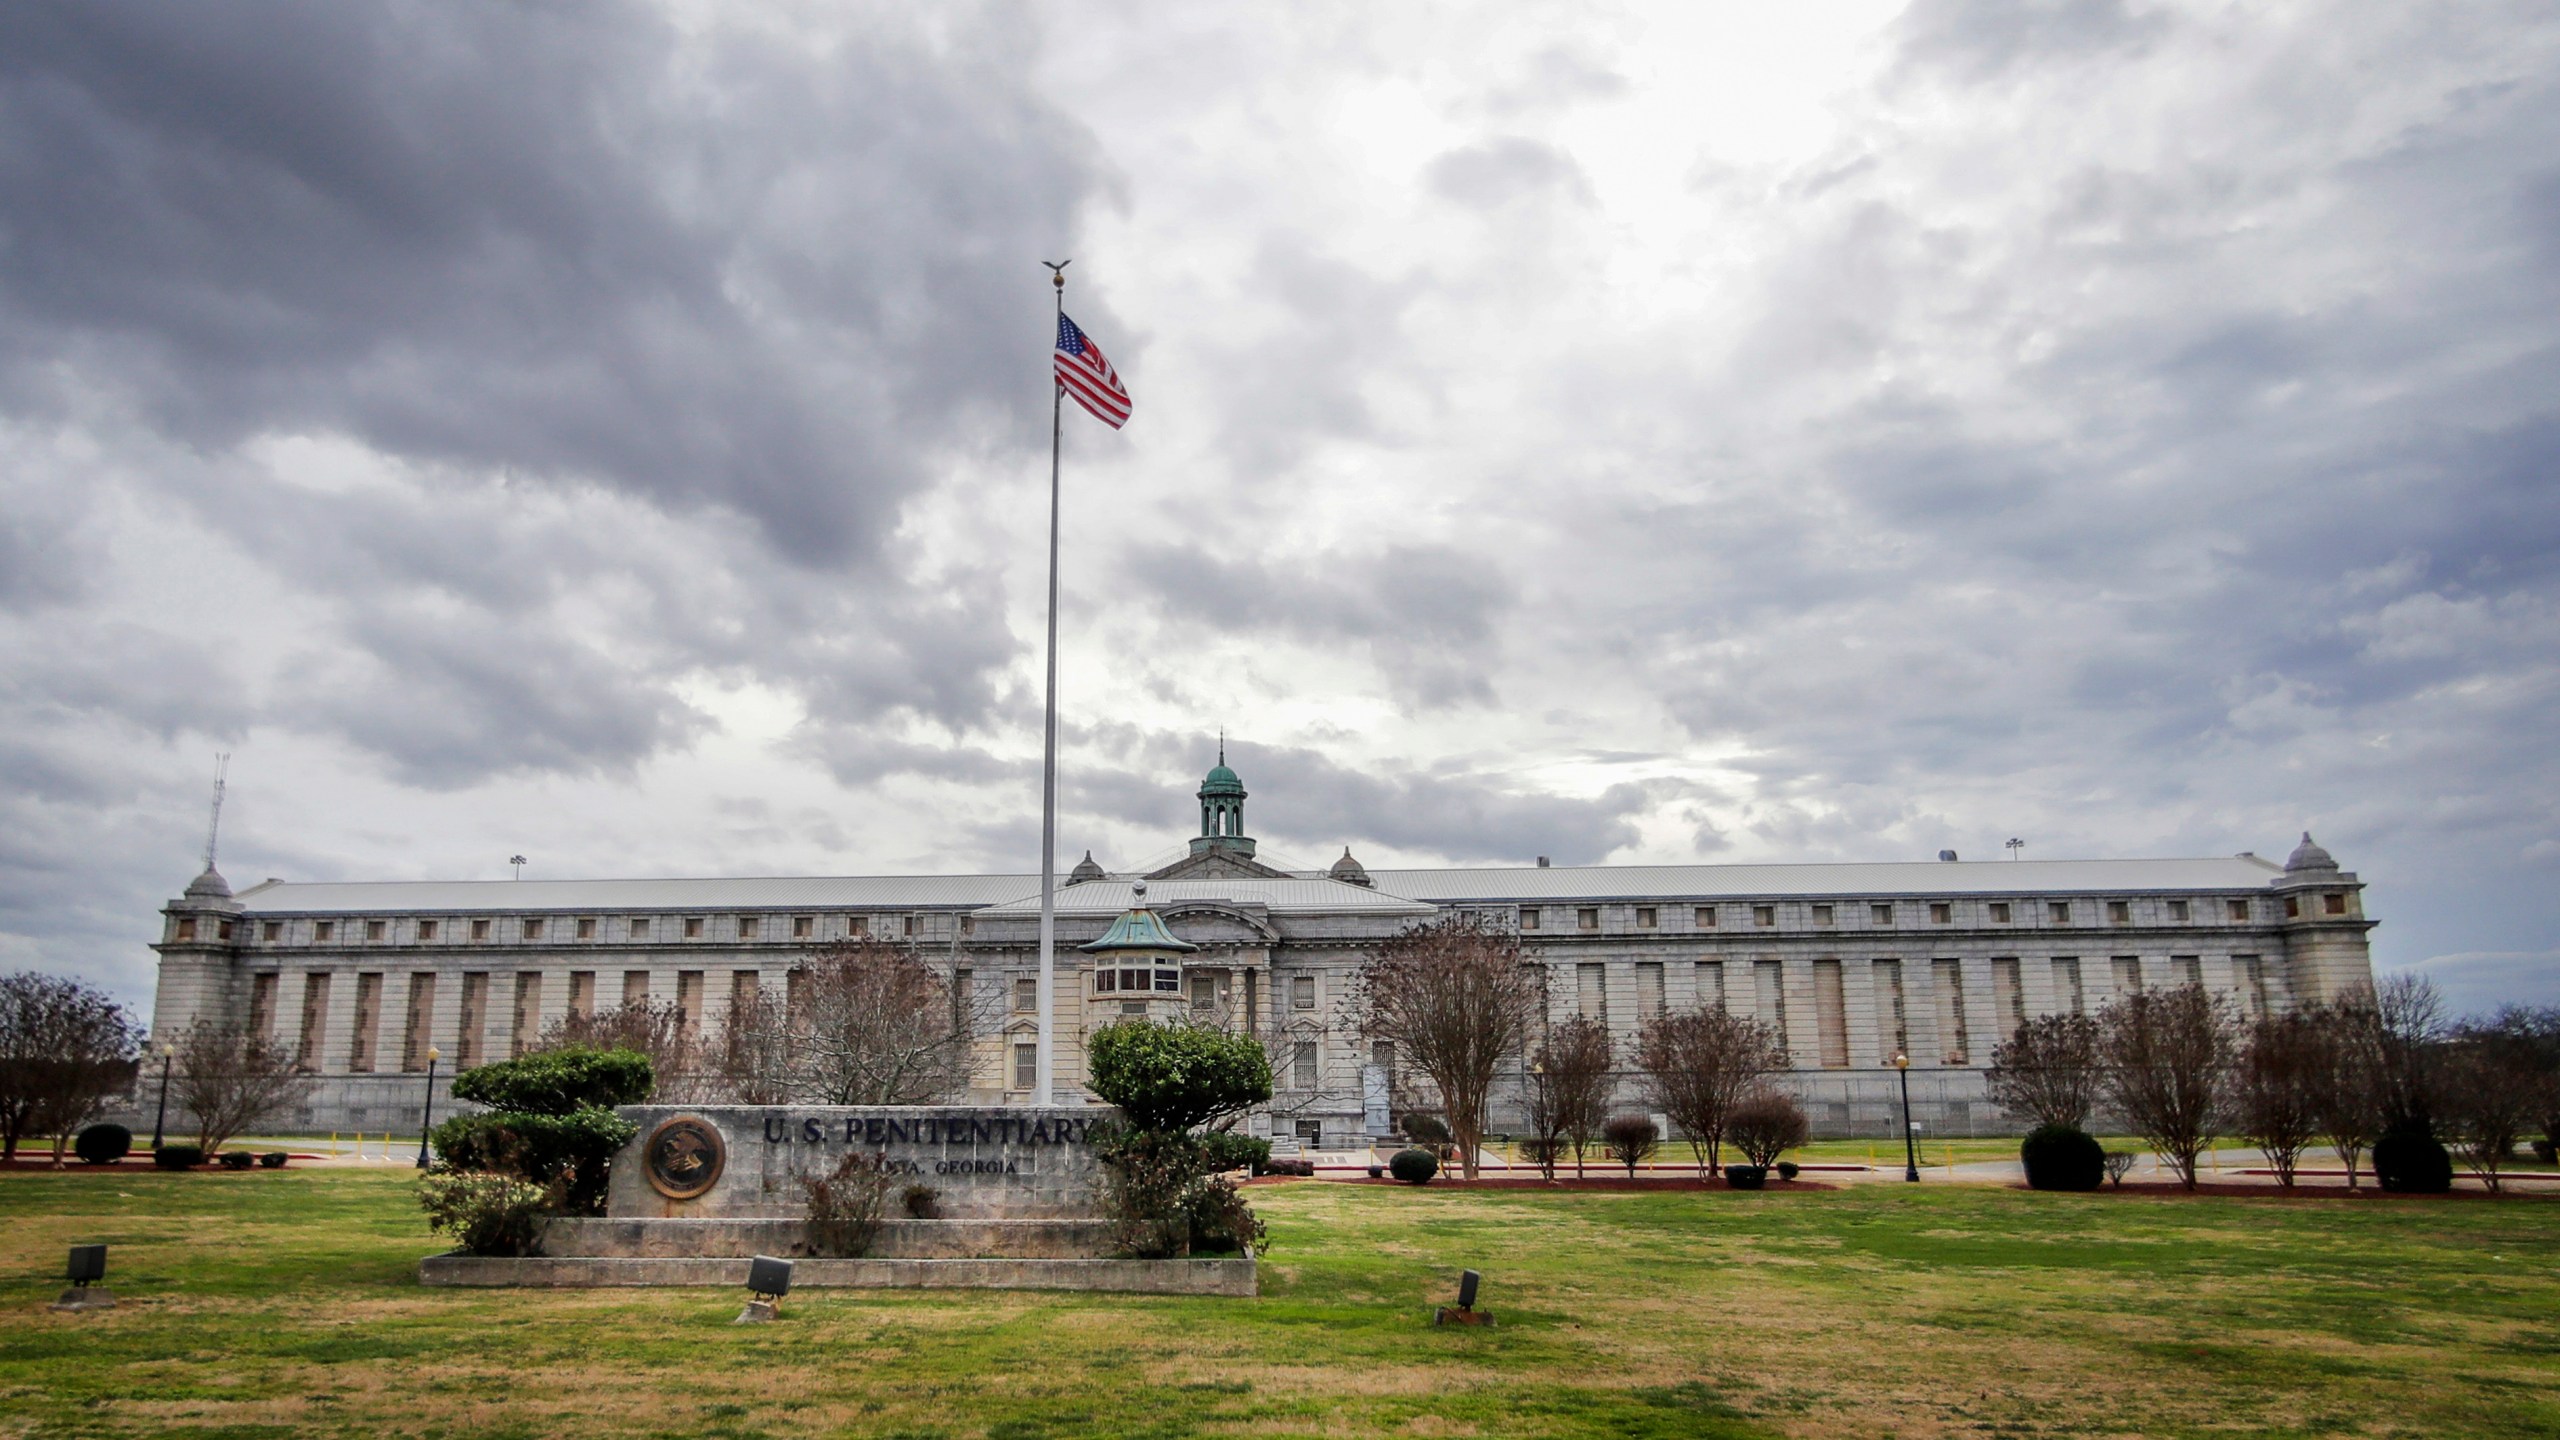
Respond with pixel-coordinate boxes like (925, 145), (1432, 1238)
(4, 1170), (2555, 1438)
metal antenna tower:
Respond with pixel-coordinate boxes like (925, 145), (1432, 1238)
(201, 753), (231, 872)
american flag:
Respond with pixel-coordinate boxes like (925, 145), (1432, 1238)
(1054, 314), (1131, 429)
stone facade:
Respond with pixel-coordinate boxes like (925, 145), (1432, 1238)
(145, 763), (2377, 1140)
(604, 1105), (1106, 1220)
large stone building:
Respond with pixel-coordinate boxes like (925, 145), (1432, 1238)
(150, 758), (2375, 1141)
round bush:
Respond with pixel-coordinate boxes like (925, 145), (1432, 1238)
(218, 1150), (255, 1170)
(1085, 1020), (1273, 1132)
(1400, 1114), (1451, 1144)
(1775, 1161), (1800, 1181)
(1388, 1148), (1439, 1185)
(74, 1123), (132, 1166)
(153, 1144), (203, 1170)
(2375, 1127), (2453, 1194)
(2020, 1124), (2105, 1191)
(1725, 1164), (1767, 1190)
(259, 1151), (290, 1169)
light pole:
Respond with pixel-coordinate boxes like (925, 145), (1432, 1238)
(1893, 1052), (1919, 1182)
(415, 1046), (441, 1170)
(2005, 837), (2025, 860)
(150, 1043), (176, 1150)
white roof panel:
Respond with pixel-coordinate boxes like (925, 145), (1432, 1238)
(1364, 855), (2284, 902)
(975, 878), (1437, 918)
(235, 874), (1041, 914)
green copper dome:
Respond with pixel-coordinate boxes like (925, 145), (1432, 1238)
(1078, 891), (1199, 954)
(1200, 763), (1244, 796)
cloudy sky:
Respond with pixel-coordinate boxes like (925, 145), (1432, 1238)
(3, 1), (2555, 1021)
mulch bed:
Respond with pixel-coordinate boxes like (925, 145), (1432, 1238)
(1250, 1173), (1836, 1192)
(2008, 1181), (2552, 1201)
(1, 1154), (319, 1172)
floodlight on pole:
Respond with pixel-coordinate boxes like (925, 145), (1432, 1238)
(416, 1046), (441, 1170)
(509, 855), (527, 880)
(150, 1043), (175, 1151)
(2005, 837), (2025, 860)
(1893, 1053), (1919, 1183)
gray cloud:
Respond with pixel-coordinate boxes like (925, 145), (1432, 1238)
(1425, 137), (1595, 210)
(1894, 0), (2169, 84)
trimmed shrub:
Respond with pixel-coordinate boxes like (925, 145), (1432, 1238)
(1728, 1090), (1811, 1171)
(418, 1170), (554, 1256)
(900, 1183), (939, 1219)
(1775, 1160), (1801, 1181)
(153, 1144), (203, 1170)
(1725, 1164), (1767, 1190)
(1262, 1157), (1315, 1177)
(2020, 1124), (2105, 1191)
(448, 1046), (653, 1113)
(2375, 1125), (2454, 1194)
(217, 1150), (255, 1170)
(1603, 1114), (1661, 1177)
(802, 1150), (896, 1257)
(1084, 1021), (1273, 1133)
(1400, 1113), (1452, 1145)
(1198, 1132), (1273, 1175)
(259, 1151), (289, 1169)
(1388, 1148), (1439, 1185)
(74, 1123), (132, 1166)
(2533, 1137), (2556, 1164)
(430, 1107), (637, 1215)
(1185, 1173), (1269, 1256)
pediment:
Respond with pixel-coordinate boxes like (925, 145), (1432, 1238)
(1146, 850), (1294, 882)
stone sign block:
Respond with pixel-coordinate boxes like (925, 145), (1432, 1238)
(605, 1105), (1112, 1220)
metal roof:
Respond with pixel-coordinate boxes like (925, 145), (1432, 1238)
(977, 878), (1437, 917)
(1363, 856), (2286, 902)
(232, 874), (1042, 914)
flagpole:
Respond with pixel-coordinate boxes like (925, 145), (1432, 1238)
(1035, 262), (1066, 1107)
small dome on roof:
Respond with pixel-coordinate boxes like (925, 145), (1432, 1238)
(1067, 850), (1106, 884)
(1328, 847), (1372, 886)
(2285, 832), (2338, 872)
(1078, 893), (1200, 955)
(1199, 762), (1244, 797)
(183, 866), (233, 900)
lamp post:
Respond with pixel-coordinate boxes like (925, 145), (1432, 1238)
(415, 1046), (441, 1170)
(149, 1043), (176, 1150)
(1893, 1053), (1919, 1183)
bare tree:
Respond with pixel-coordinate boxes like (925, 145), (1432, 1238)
(1535, 1017), (1614, 1179)
(2373, 973), (2446, 1134)
(1985, 1013), (2103, 1131)
(2098, 983), (2237, 1190)
(2438, 1023), (2544, 1193)
(783, 938), (972, 1105)
(2478, 1005), (2560, 1158)
(1727, 1089), (1810, 1172)
(1634, 1006), (1787, 1178)
(172, 1022), (303, 1155)
(0, 973), (142, 1164)
(2234, 1010), (2327, 1188)
(2311, 991), (2388, 1188)
(538, 999), (707, 1099)
(706, 991), (794, 1104)
(1351, 915), (1546, 1179)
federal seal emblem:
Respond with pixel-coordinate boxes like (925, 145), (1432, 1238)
(643, 1115), (725, 1200)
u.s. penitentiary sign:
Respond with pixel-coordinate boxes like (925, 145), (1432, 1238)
(607, 1106), (1111, 1220)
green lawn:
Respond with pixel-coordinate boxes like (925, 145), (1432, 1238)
(3, 1170), (2554, 1438)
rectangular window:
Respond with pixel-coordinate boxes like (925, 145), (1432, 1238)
(1929, 903), (1951, 925)
(2111, 955), (2142, 994)
(2052, 957), (2084, 1015)
(575, 917), (595, 940)
(1013, 1043), (1038, 1091)
(417, 920), (438, 941)
(2324, 893), (2347, 915)
(511, 972), (541, 1059)
(1291, 975), (1316, 1011)
(568, 970), (596, 1020)
(314, 920), (335, 941)
(522, 918), (542, 940)
(2235, 955), (2267, 1017)
(730, 969), (760, 1018)
(1695, 960), (1726, 1011)
(401, 972), (436, 1073)
(366, 919), (386, 941)
(349, 972), (383, 1072)
(2107, 900), (2130, 924)
(1121, 968), (1147, 992)
(737, 916), (758, 940)
(217, 920), (234, 941)
(902, 915), (919, 937)
(1811, 904), (1834, 926)
(1931, 959), (1969, 1066)
(456, 972), (489, 1067)
(1191, 974), (1218, 1011)
(297, 972), (331, 1071)
(1120, 999), (1146, 1016)
(1636, 962), (1665, 1021)
(848, 915), (869, 936)
(1153, 969), (1179, 993)
(1754, 960), (1789, 1058)
(1872, 959), (1908, 1060)
(793, 916), (813, 938)
(1991, 957), (2025, 1034)
(1292, 1041), (1319, 1090)
(1812, 959), (1847, 1068)
(1694, 906), (1717, 927)
(1636, 907), (1657, 929)
(2048, 901), (2071, 924)
(1752, 905), (1775, 927)
(683, 917), (704, 939)
(2173, 954), (2202, 988)
(623, 970), (650, 1007)
(2167, 900), (2190, 922)
(2228, 899), (2250, 922)
(1014, 977), (1037, 1013)
(786, 968), (808, 1014)
(1577, 962), (1608, 1022)
(1519, 907), (1542, 930)
(248, 972), (279, 1039)
(261, 921), (282, 942)
(469, 918), (490, 942)
(951, 969), (972, 1034)
(1577, 907), (1599, 931)
(629, 918), (649, 939)
(1872, 903), (1893, 925)
(675, 971), (704, 1038)
(1988, 903), (2010, 924)
(1096, 968), (1118, 993)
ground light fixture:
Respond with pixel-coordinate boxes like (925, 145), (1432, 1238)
(52, 1245), (113, 1313)
(736, 1255), (794, 1324)
(1434, 1269), (1491, 1327)
(1893, 1053), (1920, 1182)
(414, 1046), (441, 1170)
